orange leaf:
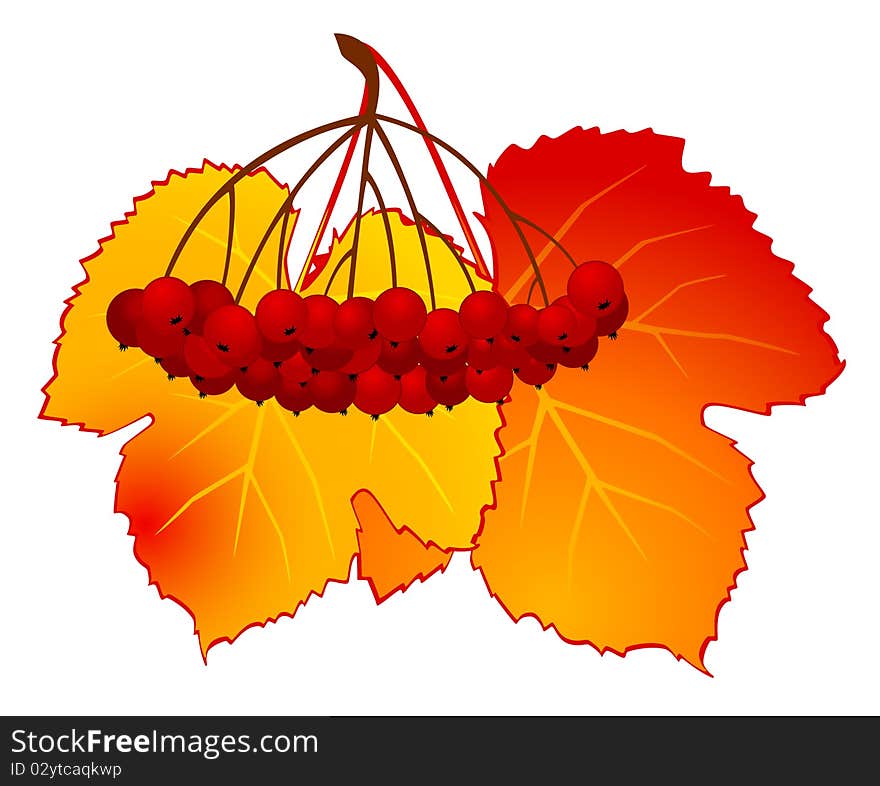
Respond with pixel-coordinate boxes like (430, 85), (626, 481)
(354, 491), (454, 603)
(472, 128), (843, 671)
(41, 164), (500, 657)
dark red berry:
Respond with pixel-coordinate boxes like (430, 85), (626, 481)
(191, 371), (236, 397)
(515, 357), (557, 386)
(426, 368), (468, 408)
(466, 337), (501, 371)
(554, 295), (598, 346)
(275, 378), (313, 414)
(559, 336), (599, 368)
(189, 280), (234, 332)
(339, 339), (382, 376)
(184, 334), (231, 379)
(419, 352), (466, 377)
(278, 353), (313, 384)
(136, 321), (184, 359)
(465, 366), (513, 403)
(596, 294), (629, 336)
(298, 295), (338, 349)
(261, 336), (302, 363)
(398, 365), (436, 414)
(106, 288), (143, 348)
(306, 343), (354, 372)
(354, 366), (400, 417)
(334, 296), (376, 349)
(235, 358), (280, 402)
(537, 304), (576, 346)
(377, 338), (421, 376)
(504, 303), (539, 346)
(419, 308), (468, 361)
(203, 304), (261, 368)
(160, 354), (190, 379)
(308, 371), (356, 413)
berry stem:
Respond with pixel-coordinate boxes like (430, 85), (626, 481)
(366, 173), (397, 288)
(164, 116), (363, 278)
(234, 125), (362, 303)
(276, 207), (290, 289)
(373, 121), (436, 309)
(222, 188), (235, 287)
(348, 124), (375, 299)
(322, 249), (354, 295)
(416, 212), (476, 294)
(375, 113), (550, 305)
(514, 213), (578, 269)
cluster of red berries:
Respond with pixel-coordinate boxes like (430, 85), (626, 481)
(105, 261), (627, 417)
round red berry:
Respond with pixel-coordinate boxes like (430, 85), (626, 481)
(354, 366), (401, 417)
(373, 287), (427, 342)
(459, 290), (508, 339)
(142, 276), (195, 336)
(256, 289), (306, 343)
(567, 260), (625, 317)
(419, 308), (468, 361)
(203, 304), (262, 368)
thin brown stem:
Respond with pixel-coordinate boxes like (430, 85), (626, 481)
(276, 208), (290, 289)
(234, 126), (359, 303)
(366, 173), (397, 288)
(322, 249), (353, 296)
(375, 113), (549, 305)
(514, 213), (578, 269)
(416, 213), (475, 295)
(372, 122), (436, 310)
(348, 125), (374, 299)
(164, 116), (364, 278)
(222, 188), (235, 286)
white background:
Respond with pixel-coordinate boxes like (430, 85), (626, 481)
(1, 0), (877, 715)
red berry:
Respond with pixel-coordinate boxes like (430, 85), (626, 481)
(567, 260), (625, 317)
(278, 353), (313, 385)
(142, 277), (194, 336)
(354, 366), (400, 417)
(339, 339), (382, 376)
(256, 289), (306, 343)
(503, 303), (539, 346)
(308, 371), (356, 413)
(298, 295), (338, 349)
(398, 366), (436, 414)
(559, 336), (599, 369)
(515, 357), (557, 386)
(191, 371), (236, 397)
(493, 334), (532, 370)
(184, 334), (231, 378)
(160, 354), (190, 379)
(459, 290), (508, 339)
(305, 343), (354, 372)
(261, 337), (301, 363)
(467, 337), (500, 371)
(275, 379), (313, 414)
(465, 366), (513, 403)
(136, 321), (184, 359)
(189, 280), (233, 332)
(554, 296), (598, 346)
(419, 352), (466, 377)
(419, 308), (468, 361)
(334, 297), (376, 349)
(528, 341), (567, 365)
(377, 338), (421, 376)
(537, 304), (576, 346)
(203, 304), (261, 368)
(106, 288), (143, 348)
(596, 294), (629, 336)
(236, 358), (280, 402)
(426, 368), (468, 408)
(373, 287), (427, 342)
